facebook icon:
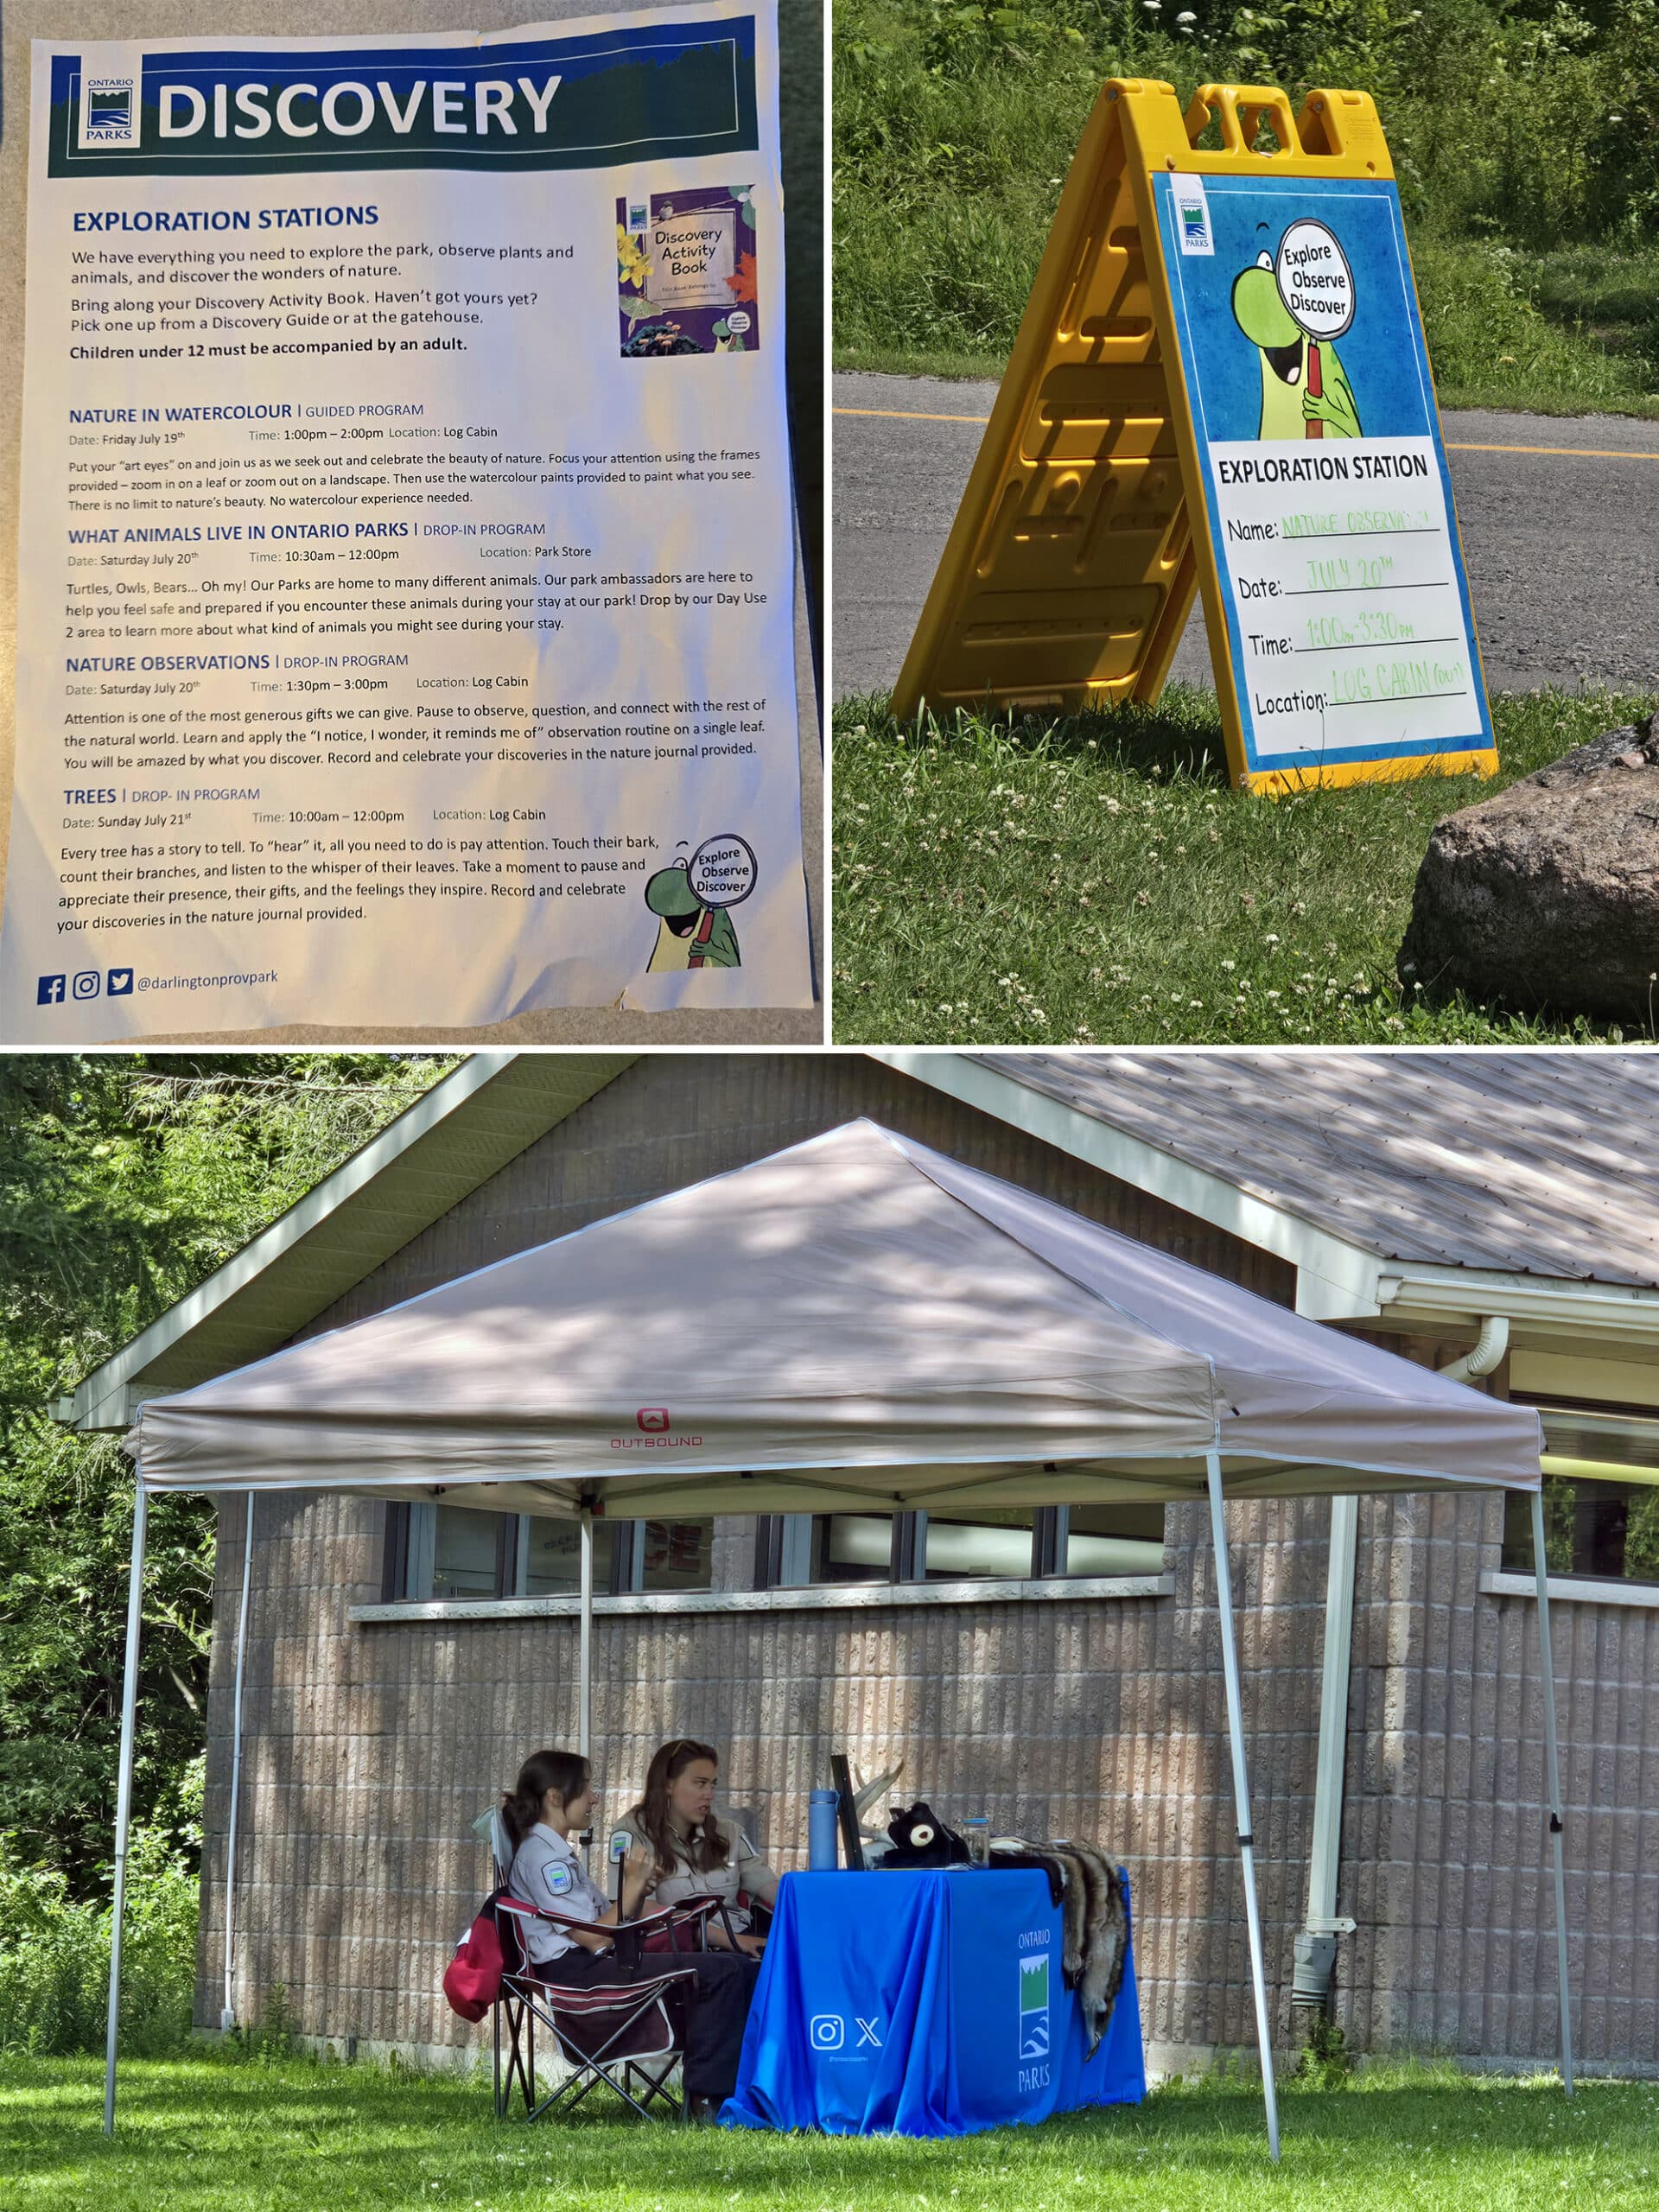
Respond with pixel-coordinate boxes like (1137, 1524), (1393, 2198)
(36, 974), (67, 1006)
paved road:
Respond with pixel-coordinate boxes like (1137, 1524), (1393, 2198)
(834, 370), (1659, 701)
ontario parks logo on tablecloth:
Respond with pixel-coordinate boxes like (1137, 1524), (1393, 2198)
(1018, 1948), (1051, 2063)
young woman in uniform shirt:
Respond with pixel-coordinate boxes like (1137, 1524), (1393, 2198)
(622, 1738), (780, 1955)
(501, 1746), (759, 2117)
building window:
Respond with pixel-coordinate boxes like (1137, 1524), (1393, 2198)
(518, 1515), (616, 1597)
(921, 1509), (1039, 1581)
(753, 1503), (1167, 1589)
(1058, 1503), (1168, 1577)
(432, 1503), (509, 1599)
(823, 1513), (902, 1583)
(1503, 1477), (1659, 1586)
(623, 1517), (715, 1593)
(384, 1503), (711, 1600)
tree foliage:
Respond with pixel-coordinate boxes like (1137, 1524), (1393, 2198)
(840, 0), (1659, 247)
(0, 1055), (454, 1895)
(836, 0), (1659, 389)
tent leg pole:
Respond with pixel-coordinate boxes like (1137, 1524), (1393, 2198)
(1529, 1490), (1573, 2096)
(579, 1508), (594, 1759)
(222, 1491), (255, 2032)
(1206, 1452), (1281, 2163)
(104, 1478), (148, 2136)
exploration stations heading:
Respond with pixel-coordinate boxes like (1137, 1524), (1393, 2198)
(73, 206), (378, 232)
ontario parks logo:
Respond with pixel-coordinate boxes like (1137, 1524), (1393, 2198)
(1018, 1950), (1050, 2061)
(1173, 176), (1214, 257)
(79, 75), (138, 147)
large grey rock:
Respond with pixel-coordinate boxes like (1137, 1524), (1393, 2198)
(1398, 715), (1659, 1022)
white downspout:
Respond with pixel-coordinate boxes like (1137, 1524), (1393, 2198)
(1292, 1494), (1359, 2019)
(1437, 1314), (1510, 1384)
(220, 1491), (255, 2031)
(1294, 1316), (1510, 2024)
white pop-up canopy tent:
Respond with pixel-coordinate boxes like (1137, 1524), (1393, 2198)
(110, 1119), (1569, 2152)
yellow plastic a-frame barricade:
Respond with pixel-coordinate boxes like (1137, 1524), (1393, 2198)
(891, 81), (1497, 793)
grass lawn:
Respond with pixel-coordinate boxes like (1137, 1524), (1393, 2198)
(4, 2053), (1658, 2211)
(831, 686), (1659, 1046)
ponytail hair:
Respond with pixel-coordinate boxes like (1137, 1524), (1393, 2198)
(502, 1748), (590, 1853)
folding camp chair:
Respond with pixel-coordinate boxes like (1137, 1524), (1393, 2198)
(493, 1893), (709, 2120)
(483, 1811), (729, 2124)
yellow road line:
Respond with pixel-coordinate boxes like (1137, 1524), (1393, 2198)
(1443, 439), (1659, 460)
(833, 404), (1659, 461)
(835, 404), (995, 425)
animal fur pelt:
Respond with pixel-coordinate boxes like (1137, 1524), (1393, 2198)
(983, 1848), (1064, 1908)
(990, 1837), (1129, 2057)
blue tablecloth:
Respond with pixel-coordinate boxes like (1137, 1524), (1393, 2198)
(721, 1868), (1145, 2137)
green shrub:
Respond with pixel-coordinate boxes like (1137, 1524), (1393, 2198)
(221, 1981), (301, 2065)
(835, 0), (1659, 397)
(1294, 2010), (1357, 2089)
(0, 1764), (200, 2056)
(1410, 234), (1656, 410)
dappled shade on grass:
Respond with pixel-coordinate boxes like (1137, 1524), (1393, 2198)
(5, 2054), (1659, 2211)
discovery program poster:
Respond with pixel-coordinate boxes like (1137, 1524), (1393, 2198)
(3, 6), (812, 1041)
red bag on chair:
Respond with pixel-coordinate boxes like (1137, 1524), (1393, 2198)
(443, 1900), (507, 2022)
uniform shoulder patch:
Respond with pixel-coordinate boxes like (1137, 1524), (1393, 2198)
(542, 1861), (575, 1898)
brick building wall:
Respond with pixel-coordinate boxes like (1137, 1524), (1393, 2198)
(192, 1056), (1656, 2073)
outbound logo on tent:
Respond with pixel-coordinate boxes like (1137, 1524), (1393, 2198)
(611, 1407), (703, 1450)
(1017, 1951), (1050, 2061)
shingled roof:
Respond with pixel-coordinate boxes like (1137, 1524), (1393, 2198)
(976, 1052), (1659, 1290)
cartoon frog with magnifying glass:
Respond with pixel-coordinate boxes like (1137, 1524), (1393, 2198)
(1231, 246), (1363, 442)
(643, 861), (741, 970)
